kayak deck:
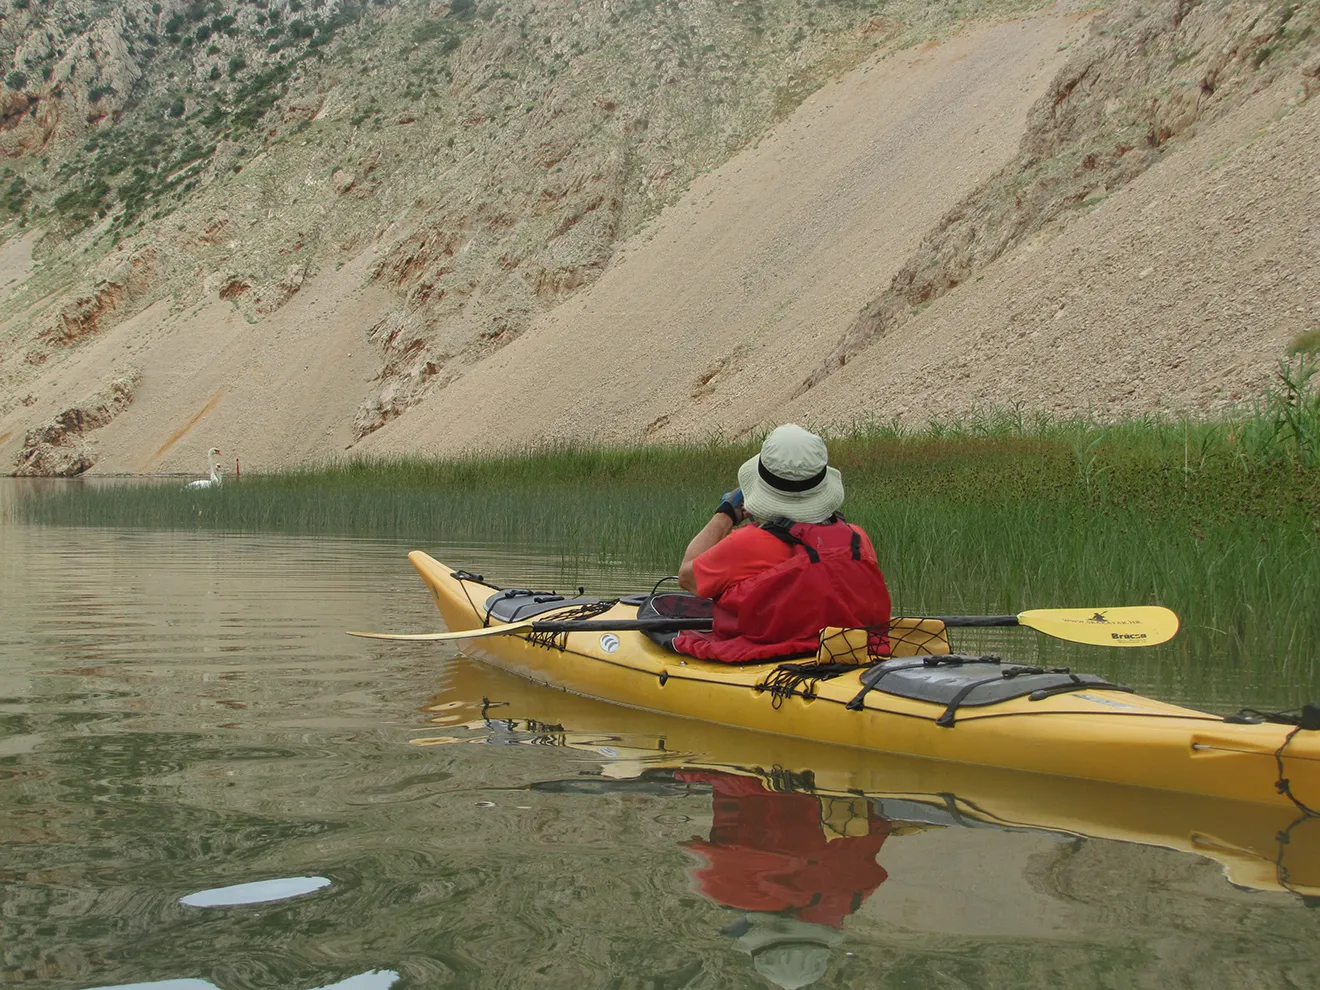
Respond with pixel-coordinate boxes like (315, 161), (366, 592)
(407, 551), (1320, 809)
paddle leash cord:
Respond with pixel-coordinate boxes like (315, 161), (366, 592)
(450, 570), (497, 625)
(526, 599), (618, 650)
(1228, 703), (1320, 818)
(1274, 707), (1320, 818)
(1267, 716), (1320, 903)
(1276, 729), (1316, 816)
(759, 663), (862, 709)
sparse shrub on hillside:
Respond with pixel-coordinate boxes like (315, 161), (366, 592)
(2, 172), (31, 216)
(118, 168), (153, 223)
(100, 152), (130, 176)
(52, 179), (111, 223)
(1290, 331), (1320, 356)
(317, 4), (362, 40)
(88, 84), (117, 102)
(5, 70), (27, 90)
(230, 60), (292, 127)
(412, 20), (447, 43)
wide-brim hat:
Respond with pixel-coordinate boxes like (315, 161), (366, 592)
(732, 914), (846, 955)
(752, 944), (833, 990)
(738, 424), (844, 524)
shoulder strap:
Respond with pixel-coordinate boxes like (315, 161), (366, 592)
(765, 520), (864, 562)
(761, 522), (820, 563)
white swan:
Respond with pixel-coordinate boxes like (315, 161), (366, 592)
(185, 447), (222, 489)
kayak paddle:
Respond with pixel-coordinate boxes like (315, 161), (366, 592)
(348, 605), (1179, 647)
(936, 606), (1180, 647)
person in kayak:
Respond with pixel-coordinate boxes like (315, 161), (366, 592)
(674, 423), (892, 663)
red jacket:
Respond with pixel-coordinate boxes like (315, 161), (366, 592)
(675, 520), (892, 663)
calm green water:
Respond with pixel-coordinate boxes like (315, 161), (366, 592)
(3, 480), (1320, 990)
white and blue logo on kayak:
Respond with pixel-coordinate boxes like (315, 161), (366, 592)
(599, 633), (621, 654)
(1075, 692), (1139, 710)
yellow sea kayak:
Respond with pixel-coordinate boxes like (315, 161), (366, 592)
(403, 551), (1320, 810)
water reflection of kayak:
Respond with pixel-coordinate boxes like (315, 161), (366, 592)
(403, 553), (1320, 813)
(420, 656), (1320, 901)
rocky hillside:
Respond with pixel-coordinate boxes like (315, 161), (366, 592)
(800, 0), (1320, 395)
(347, 0), (1319, 461)
(0, 0), (1316, 473)
(0, 0), (986, 473)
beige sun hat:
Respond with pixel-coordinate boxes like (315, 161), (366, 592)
(738, 424), (845, 524)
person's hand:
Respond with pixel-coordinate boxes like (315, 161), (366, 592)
(716, 488), (745, 524)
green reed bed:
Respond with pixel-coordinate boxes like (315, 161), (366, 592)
(868, 497), (1320, 707)
(11, 359), (1320, 705)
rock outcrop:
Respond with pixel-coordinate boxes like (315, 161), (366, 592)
(15, 369), (142, 476)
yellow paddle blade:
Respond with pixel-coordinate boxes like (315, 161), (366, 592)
(346, 621), (533, 642)
(1016, 607), (1180, 647)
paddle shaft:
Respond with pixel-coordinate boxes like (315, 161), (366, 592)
(935, 615), (1020, 627)
(514, 618), (712, 632)
(501, 616), (1026, 633)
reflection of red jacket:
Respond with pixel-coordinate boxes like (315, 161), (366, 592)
(676, 771), (890, 927)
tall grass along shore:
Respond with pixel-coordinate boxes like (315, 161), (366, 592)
(11, 359), (1320, 706)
